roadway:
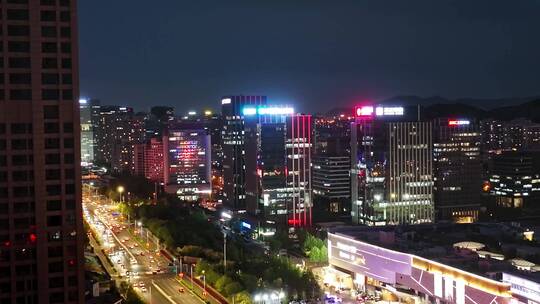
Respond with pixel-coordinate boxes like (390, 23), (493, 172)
(83, 191), (203, 304)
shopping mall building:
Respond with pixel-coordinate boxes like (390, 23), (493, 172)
(327, 223), (540, 304)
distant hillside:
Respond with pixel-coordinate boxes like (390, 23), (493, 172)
(381, 95), (540, 110)
(325, 96), (540, 122)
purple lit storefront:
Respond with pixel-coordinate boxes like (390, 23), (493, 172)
(328, 233), (512, 304)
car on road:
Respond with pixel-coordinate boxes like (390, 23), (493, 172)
(178, 287), (185, 293)
(140, 286), (147, 292)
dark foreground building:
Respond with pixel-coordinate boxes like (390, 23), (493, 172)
(0, 1), (84, 303)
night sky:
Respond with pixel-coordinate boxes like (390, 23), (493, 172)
(79, 0), (540, 113)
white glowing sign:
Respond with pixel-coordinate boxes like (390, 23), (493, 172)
(221, 98), (231, 105)
(503, 273), (540, 303)
(242, 106), (295, 116)
(356, 106), (404, 117)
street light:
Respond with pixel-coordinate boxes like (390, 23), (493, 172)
(117, 186), (125, 204)
(202, 270), (206, 293)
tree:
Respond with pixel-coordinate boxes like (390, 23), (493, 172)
(233, 291), (253, 304)
(224, 281), (243, 296)
(215, 275), (233, 293)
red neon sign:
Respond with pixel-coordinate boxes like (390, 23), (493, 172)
(355, 106), (374, 117)
(448, 120), (470, 126)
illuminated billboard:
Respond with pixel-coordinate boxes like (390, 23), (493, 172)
(355, 106), (404, 117)
(242, 106), (295, 116)
(448, 120), (470, 126)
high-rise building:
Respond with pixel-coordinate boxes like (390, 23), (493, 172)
(489, 151), (540, 208)
(312, 156), (350, 220)
(351, 105), (434, 225)
(79, 98), (100, 165)
(242, 106), (313, 227)
(312, 115), (352, 221)
(221, 96), (267, 211)
(145, 106), (173, 138)
(433, 118), (482, 223)
(94, 106), (145, 172)
(132, 138), (164, 183)
(0, 1), (84, 303)
(163, 129), (211, 201)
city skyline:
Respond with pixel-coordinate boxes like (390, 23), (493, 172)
(79, 0), (540, 112)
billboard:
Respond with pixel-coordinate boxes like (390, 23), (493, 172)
(328, 233), (412, 284)
(502, 273), (540, 303)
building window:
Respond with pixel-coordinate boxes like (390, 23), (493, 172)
(45, 154), (60, 165)
(9, 73), (31, 84)
(63, 122), (73, 133)
(60, 11), (70, 22)
(45, 138), (60, 149)
(40, 11), (56, 22)
(44, 105), (59, 119)
(65, 168), (75, 179)
(12, 155), (29, 166)
(42, 42), (57, 53)
(41, 0), (56, 5)
(10, 89), (32, 100)
(7, 10), (29, 21)
(62, 89), (72, 100)
(61, 58), (72, 69)
(60, 27), (71, 38)
(44, 122), (59, 134)
(63, 138), (74, 148)
(10, 123), (31, 134)
(64, 153), (74, 164)
(42, 89), (59, 100)
(60, 42), (71, 53)
(42, 58), (57, 69)
(7, 25), (29, 37)
(41, 26), (57, 37)
(8, 41), (30, 53)
(47, 215), (62, 227)
(9, 57), (31, 68)
(46, 185), (61, 196)
(45, 169), (61, 180)
(46, 200), (61, 211)
(42, 73), (59, 85)
(62, 74), (72, 84)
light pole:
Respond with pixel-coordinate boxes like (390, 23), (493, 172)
(190, 264), (194, 290)
(202, 270), (206, 293)
(117, 185), (125, 205)
(223, 231), (227, 271)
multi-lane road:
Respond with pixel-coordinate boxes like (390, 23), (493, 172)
(83, 191), (203, 304)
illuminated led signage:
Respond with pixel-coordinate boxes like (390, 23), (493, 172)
(356, 106), (374, 116)
(448, 120), (470, 126)
(221, 98), (232, 105)
(242, 106), (295, 116)
(242, 107), (257, 115)
(355, 106), (404, 117)
(502, 273), (540, 303)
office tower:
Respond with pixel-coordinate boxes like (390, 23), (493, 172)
(351, 105), (434, 225)
(79, 98), (100, 165)
(433, 119), (482, 223)
(489, 151), (540, 208)
(146, 106), (173, 138)
(221, 96), (267, 211)
(163, 129), (211, 201)
(481, 119), (534, 153)
(242, 106), (313, 227)
(94, 106), (145, 172)
(0, 1), (84, 303)
(312, 156), (350, 221)
(311, 115), (352, 221)
(313, 115), (351, 156)
(132, 138), (164, 183)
